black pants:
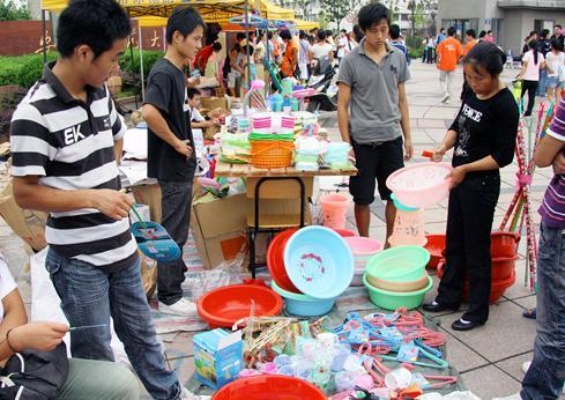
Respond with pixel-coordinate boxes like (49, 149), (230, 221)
(157, 180), (192, 304)
(436, 174), (500, 324)
(520, 80), (538, 116)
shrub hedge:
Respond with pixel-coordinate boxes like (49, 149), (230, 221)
(0, 49), (164, 93)
(0, 53), (58, 89)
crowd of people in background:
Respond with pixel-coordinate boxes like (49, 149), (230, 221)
(189, 26), (369, 98)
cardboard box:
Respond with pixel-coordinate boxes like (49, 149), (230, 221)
(191, 193), (248, 270)
(200, 96), (230, 115)
(246, 177), (314, 199)
(193, 329), (243, 390)
(129, 203), (150, 224)
(0, 181), (48, 252)
(130, 184), (162, 223)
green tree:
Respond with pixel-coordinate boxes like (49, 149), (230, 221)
(321, 0), (350, 29)
(0, 0), (31, 21)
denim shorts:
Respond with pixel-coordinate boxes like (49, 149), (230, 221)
(349, 137), (404, 204)
(547, 76), (559, 89)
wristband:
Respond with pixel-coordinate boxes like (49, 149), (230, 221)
(6, 328), (18, 353)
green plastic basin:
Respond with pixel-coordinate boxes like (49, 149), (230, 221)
(363, 273), (433, 310)
(365, 245), (430, 283)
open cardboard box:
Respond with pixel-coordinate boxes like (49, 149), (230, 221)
(0, 180), (48, 252)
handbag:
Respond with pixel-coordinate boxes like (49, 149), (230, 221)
(0, 342), (69, 399)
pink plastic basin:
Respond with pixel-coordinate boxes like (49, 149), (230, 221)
(344, 237), (384, 256)
(386, 163), (453, 208)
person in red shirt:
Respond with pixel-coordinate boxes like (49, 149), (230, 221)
(194, 42), (215, 73)
(280, 29), (298, 78)
(436, 26), (463, 104)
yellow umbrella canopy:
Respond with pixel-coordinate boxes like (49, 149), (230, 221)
(41, 0), (294, 21)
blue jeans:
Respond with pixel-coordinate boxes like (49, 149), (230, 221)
(157, 180), (193, 304)
(521, 223), (565, 399)
(537, 68), (549, 96)
(45, 249), (182, 400)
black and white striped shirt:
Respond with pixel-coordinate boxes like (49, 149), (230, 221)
(10, 63), (137, 272)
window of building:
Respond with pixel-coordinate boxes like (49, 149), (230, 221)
(534, 20), (555, 33)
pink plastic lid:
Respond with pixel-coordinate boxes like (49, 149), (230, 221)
(250, 80), (265, 90)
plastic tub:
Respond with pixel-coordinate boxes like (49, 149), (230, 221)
(491, 231), (520, 258)
(367, 271), (429, 292)
(345, 237), (384, 268)
(437, 261), (517, 303)
(344, 237), (385, 257)
(197, 284), (283, 328)
(213, 376), (326, 400)
(267, 229), (301, 293)
(333, 228), (358, 238)
(365, 246), (430, 283)
(386, 162), (453, 208)
(363, 274), (433, 310)
(284, 226), (354, 299)
(424, 233), (446, 269)
(271, 281), (336, 317)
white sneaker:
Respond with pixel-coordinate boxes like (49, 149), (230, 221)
(158, 298), (197, 316)
(441, 94), (450, 103)
(492, 394), (522, 400)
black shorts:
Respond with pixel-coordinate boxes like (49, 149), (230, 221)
(349, 137), (404, 205)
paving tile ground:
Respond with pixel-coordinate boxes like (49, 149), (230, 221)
(1, 61), (562, 399)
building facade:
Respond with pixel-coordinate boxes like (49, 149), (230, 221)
(438, 0), (565, 57)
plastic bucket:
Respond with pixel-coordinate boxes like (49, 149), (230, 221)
(213, 376), (326, 400)
(320, 194), (350, 229)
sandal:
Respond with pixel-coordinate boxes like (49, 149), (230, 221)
(522, 308), (536, 319)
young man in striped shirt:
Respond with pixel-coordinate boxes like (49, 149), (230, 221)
(496, 98), (565, 400)
(9, 0), (188, 398)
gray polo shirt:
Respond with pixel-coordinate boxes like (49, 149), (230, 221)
(337, 39), (410, 144)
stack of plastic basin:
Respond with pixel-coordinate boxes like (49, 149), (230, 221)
(436, 230), (520, 303)
(320, 193), (350, 229)
(267, 226), (354, 317)
(363, 246), (432, 310)
(344, 237), (384, 286)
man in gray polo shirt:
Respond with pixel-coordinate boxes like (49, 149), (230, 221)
(337, 2), (413, 244)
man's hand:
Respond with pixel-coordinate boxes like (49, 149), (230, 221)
(174, 139), (193, 160)
(552, 151), (565, 175)
(92, 189), (134, 221)
(404, 138), (414, 161)
(448, 166), (466, 188)
(9, 322), (68, 353)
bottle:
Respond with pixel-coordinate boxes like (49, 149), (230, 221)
(283, 96), (291, 114)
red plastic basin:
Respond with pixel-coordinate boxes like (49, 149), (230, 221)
(425, 234), (446, 269)
(267, 229), (301, 293)
(333, 228), (358, 238)
(429, 231), (520, 269)
(437, 261), (516, 303)
(491, 231), (520, 258)
(197, 284), (283, 328)
(213, 376), (326, 400)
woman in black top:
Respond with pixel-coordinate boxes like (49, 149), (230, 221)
(423, 42), (520, 331)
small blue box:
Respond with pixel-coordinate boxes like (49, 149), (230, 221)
(193, 329), (243, 390)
